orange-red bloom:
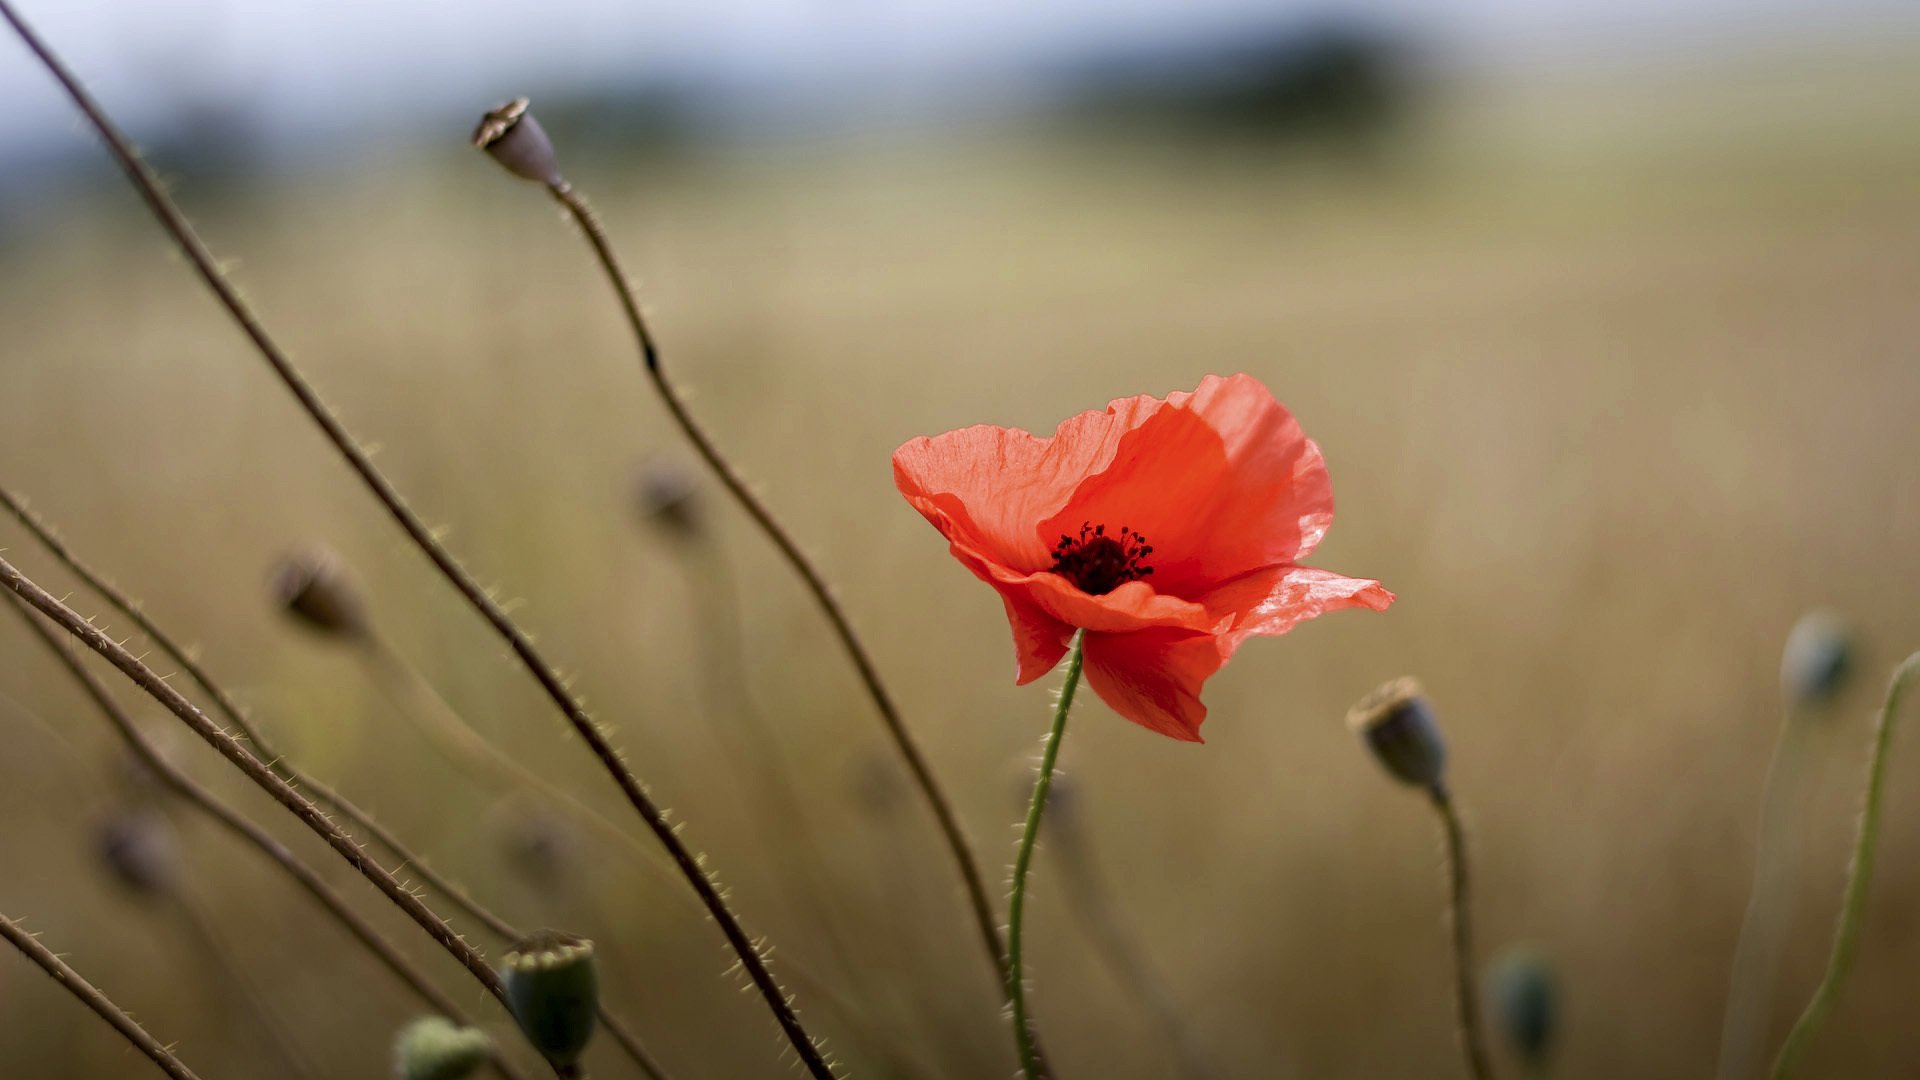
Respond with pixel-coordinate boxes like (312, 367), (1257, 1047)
(893, 374), (1393, 742)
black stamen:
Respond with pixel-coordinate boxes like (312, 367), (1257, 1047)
(1047, 521), (1155, 595)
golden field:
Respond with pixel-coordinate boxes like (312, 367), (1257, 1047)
(2, 43), (1919, 1078)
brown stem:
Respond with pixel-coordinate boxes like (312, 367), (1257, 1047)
(0, 912), (206, 1080)
(0, 7), (827, 1073)
(1, 595), (536, 1080)
(0, 484), (665, 1080)
(547, 180), (1026, 1063)
(0, 555), (570, 1079)
(1429, 785), (1494, 1080)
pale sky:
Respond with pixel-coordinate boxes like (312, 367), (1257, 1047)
(1, 0), (1914, 159)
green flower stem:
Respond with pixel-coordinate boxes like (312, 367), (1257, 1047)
(1009, 631), (1086, 1080)
(1771, 651), (1920, 1079)
(1429, 784), (1494, 1080)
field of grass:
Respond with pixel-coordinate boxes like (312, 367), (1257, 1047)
(2, 44), (1918, 1079)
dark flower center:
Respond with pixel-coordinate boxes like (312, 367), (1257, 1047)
(1049, 522), (1154, 595)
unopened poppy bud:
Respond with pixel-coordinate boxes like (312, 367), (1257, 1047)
(97, 810), (178, 896)
(393, 1016), (493, 1080)
(473, 98), (561, 186)
(1781, 610), (1853, 710)
(501, 930), (598, 1067)
(1486, 947), (1557, 1066)
(635, 459), (702, 537)
(1347, 676), (1447, 789)
(270, 548), (369, 640)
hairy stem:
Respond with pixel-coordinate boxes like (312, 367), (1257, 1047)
(0, 7), (826, 1072)
(1429, 786), (1493, 1080)
(0, 912), (205, 1080)
(1770, 651), (1920, 1079)
(1008, 633), (1084, 1080)
(545, 178), (1025, 1063)
(0, 554), (573, 1078)
(0, 483), (662, 1079)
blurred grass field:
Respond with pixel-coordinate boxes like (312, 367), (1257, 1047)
(2, 42), (1920, 1078)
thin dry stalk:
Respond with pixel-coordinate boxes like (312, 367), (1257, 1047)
(0, 9), (829, 1072)
(0, 912), (206, 1080)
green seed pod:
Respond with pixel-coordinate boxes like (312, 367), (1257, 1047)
(1781, 610), (1853, 710)
(269, 548), (369, 640)
(501, 930), (598, 1067)
(393, 1016), (492, 1080)
(1486, 947), (1557, 1066)
(1346, 676), (1447, 790)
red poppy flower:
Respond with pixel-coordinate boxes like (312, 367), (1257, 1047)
(893, 373), (1393, 742)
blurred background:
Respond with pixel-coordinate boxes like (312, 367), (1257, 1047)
(3, 0), (1919, 1076)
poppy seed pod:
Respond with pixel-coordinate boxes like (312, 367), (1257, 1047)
(97, 810), (178, 896)
(635, 460), (702, 538)
(1347, 676), (1447, 789)
(269, 548), (369, 640)
(1486, 947), (1557, 1066)
(473, 98), (561, 186)
(393, 1016), (493, 1080)
(501, 930), (598, 1067)
(1781, 610), (1853, 710)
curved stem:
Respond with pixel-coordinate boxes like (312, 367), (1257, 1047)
(0, 8), (827, 1073)
(1770, 651), (1920, 1079)
(168, 890), (327, 1080)
(1429, 785), (1493, 1080)
(0, 483), (661, 1080)
(0, 554), (573, 1078)
(1008, 633), (1084, 1080)
(0, 912), (205, 1080)
(546, 180), (1023, 1056)
(1, 593), (536, 1080)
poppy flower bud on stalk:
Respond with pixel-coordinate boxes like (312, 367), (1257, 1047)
(393, 1016), (493, 1080)
(501, 930), (599, 1069)
(1780, 610), (1853, 710)
(635, 459), (703, 538)
(269, 548), (370, 640)
(1486, 947), (1558, 1068)
(1347, 676), (1447, 791)
(97, 809), (178, 896)
(473, 98), (562, 187)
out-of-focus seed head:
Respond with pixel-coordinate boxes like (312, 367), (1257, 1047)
(1346, 676), (1447, 790)
(635, 459), (703, 538)
(497, 805), (579, 889)
(269, 548), (369, 640)
(393, 1016), (493, 1080)
(1781, 610), (1853, 710)
(473, 98), (561, 186)
(849, 752), (906, 816)
(501, 930), (598, 1067)
(1486, 947), (1557, 1066)
(97, 809), (178, 897)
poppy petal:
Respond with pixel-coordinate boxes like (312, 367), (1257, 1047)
(892, 393), (1166, 573)
(1199, 563), (1396, 644)
(1038, 374), (1334, 596)
(1080, 628), (1228, 742)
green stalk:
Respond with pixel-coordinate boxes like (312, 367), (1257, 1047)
(1008, 632), (1086, 1080)
(1770, 651), (1920, 1078)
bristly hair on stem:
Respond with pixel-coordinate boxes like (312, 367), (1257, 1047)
(1770, 651), (1920, 1079)
(0, 483), (668, 1080)
(0, 911), (206, 1080)
(525, 140), (1035, 1070)
(0, 553), (586, 1078)
(0, 8), (829, 1074)
(0, 593), (535, 1080)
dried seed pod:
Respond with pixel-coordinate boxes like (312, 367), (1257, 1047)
(393, 1016), (493, 1080)
(501, 930), (598, 1067)
(1346, 676), (1447, 790)
(473, 98), (561, 186)
(269, 548), (369, 640)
